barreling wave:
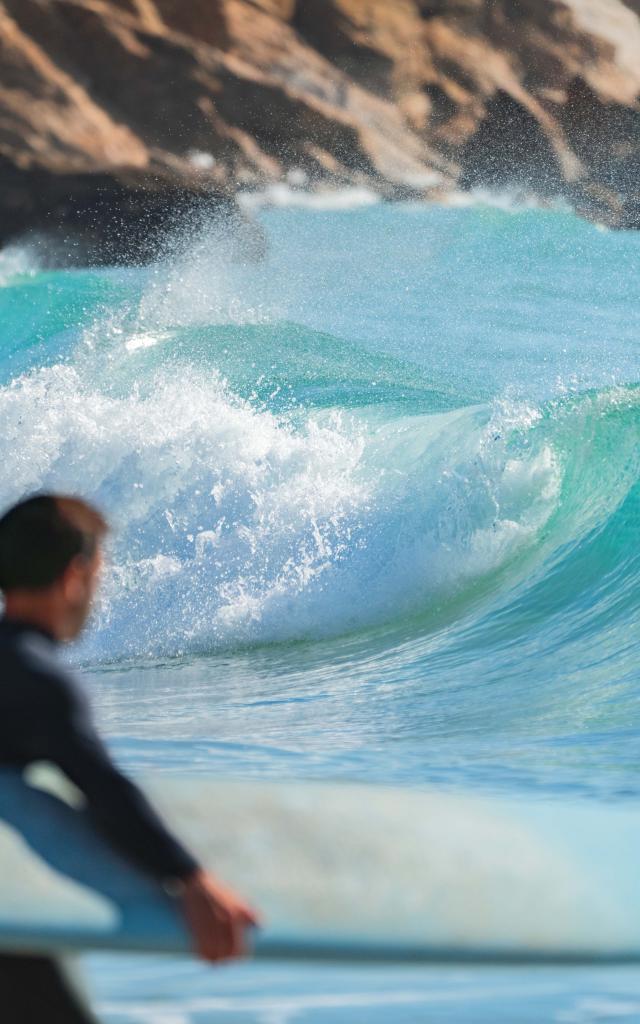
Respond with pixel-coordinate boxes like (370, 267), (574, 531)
(0, 300), (638, 665)
(413, 385), (640, 740)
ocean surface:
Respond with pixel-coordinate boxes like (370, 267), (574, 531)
(2, 193), (640, 1020)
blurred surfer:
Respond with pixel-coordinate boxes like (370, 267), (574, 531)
(0, 494), (259, 1023)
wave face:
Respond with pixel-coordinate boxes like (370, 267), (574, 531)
(2, 341), (638, 666)
(1, 203), (640, 801)
(0, 347), (565, 658)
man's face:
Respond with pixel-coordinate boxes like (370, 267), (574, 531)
(61, 546), (103, 640)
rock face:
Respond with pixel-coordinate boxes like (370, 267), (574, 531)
(1, 0), (640, 260)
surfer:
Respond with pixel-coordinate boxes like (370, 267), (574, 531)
(0, 494), (259, 1022)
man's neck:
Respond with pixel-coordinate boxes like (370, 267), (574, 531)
(3, 594), (62, 642)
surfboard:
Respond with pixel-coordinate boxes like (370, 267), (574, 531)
(2, 768), (640, 963)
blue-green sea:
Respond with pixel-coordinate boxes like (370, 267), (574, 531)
(2, 194), (640, 1020)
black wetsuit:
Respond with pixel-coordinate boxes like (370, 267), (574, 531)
(0, 617), (199, 1022)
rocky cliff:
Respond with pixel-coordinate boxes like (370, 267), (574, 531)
(2, 0), (640, 262)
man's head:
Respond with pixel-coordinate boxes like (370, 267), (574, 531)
(0, 494), (108, 641)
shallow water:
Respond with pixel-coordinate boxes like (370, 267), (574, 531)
(2, 195), (640, 1018)
(85, 958), (640, 1024)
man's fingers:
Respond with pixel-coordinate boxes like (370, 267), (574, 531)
(198, 922), (232, 963)
(211, 908), (248, 960)
(185, 903), (228, 963)
(181, 874), (258, 964)
(228, 897), (260, 928)
(240, 905), (260, 927)
(231, 898), (260, 928)
(211, 906), (234, 961)
(222, 905), (244, 959)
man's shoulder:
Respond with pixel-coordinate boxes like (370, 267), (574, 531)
(0, 625), (83, 711)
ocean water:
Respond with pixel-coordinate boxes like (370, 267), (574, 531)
(2, 195), (640, 1020)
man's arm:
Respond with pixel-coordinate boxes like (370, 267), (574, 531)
(36, 670), (259, 960)
(47, 681), (200, 881)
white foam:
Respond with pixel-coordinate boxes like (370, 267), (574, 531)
(558, 997), (640, 1022)
(238, 184), (381, 212)
(123, 331), (170, 353)
(97, 988), (484, 1022)
(442, 187), (569, 214)
(0, 243), (38, 286)
(0, 342), (560, 660)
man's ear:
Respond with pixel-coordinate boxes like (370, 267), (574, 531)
(60, 557), (89, 604)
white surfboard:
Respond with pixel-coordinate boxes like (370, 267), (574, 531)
(2, 769), (640, 963)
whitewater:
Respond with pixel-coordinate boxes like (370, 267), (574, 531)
(2, 197), (640, 1020)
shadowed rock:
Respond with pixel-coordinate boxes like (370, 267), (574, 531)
(1, 0), (640, 263)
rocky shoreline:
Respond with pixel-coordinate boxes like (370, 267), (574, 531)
(2, 0), (640, 263)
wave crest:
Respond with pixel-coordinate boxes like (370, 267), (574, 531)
(0, 350), (590, 660)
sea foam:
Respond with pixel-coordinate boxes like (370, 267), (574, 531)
(0, 343), (561, 661)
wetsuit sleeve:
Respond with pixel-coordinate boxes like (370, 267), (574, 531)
(42, 675), (200, 882)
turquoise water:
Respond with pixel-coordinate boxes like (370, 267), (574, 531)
(2, 197), (640, 1019)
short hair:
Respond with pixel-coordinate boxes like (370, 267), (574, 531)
(0, 494), (108, 592)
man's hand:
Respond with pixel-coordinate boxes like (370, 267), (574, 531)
(180, 868), (260, 963)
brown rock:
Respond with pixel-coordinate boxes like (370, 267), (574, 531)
(1, 0), (640, 262)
